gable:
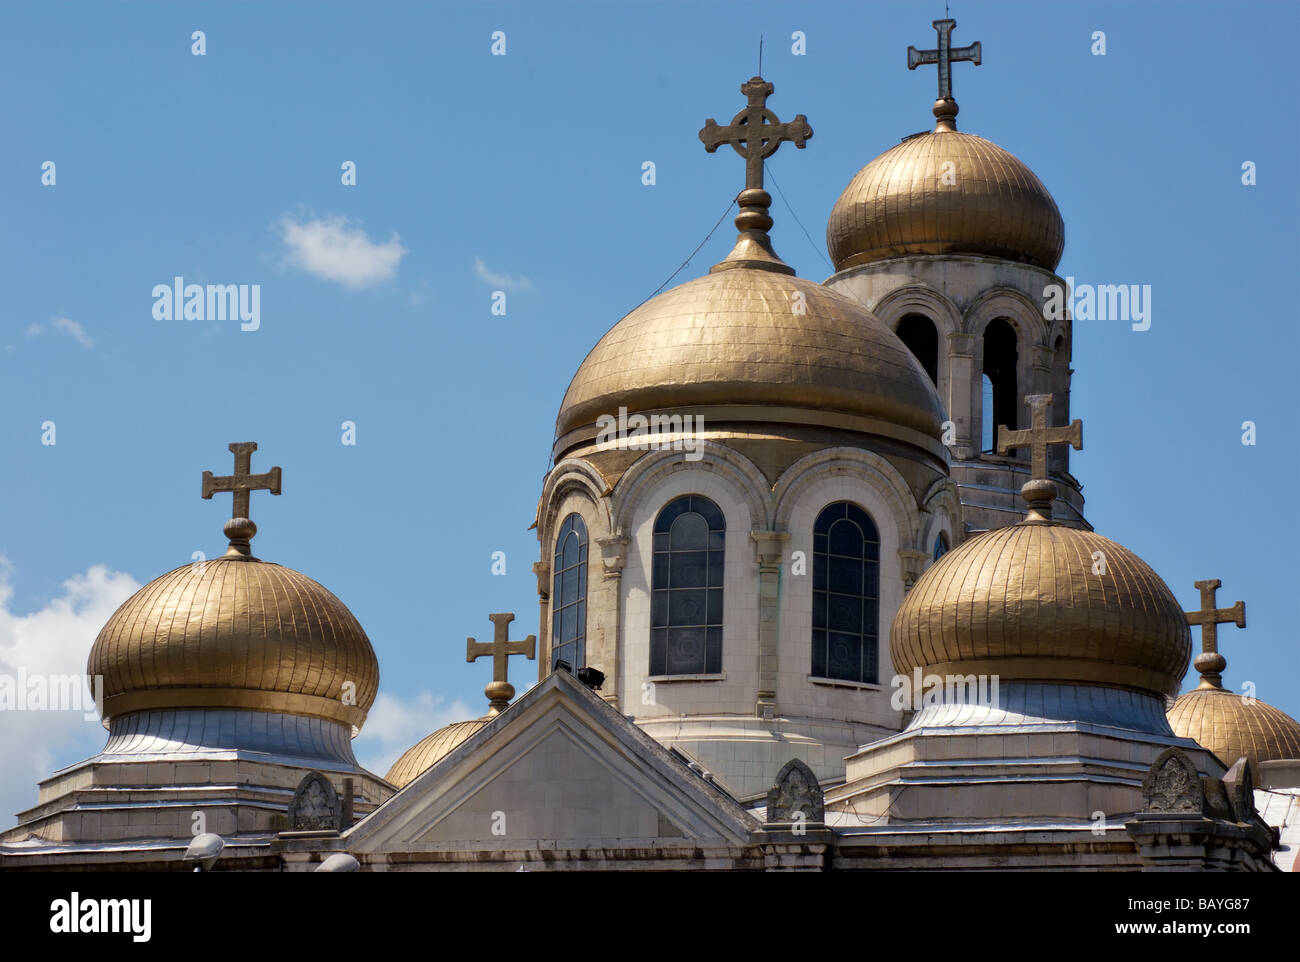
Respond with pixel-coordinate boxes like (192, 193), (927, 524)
(345, 672), (757, 854)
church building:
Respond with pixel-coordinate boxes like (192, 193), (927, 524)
(3, 19), (1296, 872)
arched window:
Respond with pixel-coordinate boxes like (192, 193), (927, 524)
(551, 514), (588, 671)
(897, 313), (939, 385)
(983, 317), (1018, 453)
(933, 531), (949, 562)
(981, 374), (995, 451)
(650, 495), (725, 676)
(1049, 335), (1071, 477)
(812, 501), (880, 684)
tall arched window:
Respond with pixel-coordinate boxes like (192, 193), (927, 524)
(812, 501), (880, 684)
(1049, 335), (1071, 477)
(650, 495), (725, 676)
(897, 313), (939, 385)
(982, 318), (1019, 453)
(551, 514), (588, 671)
(933, 531), (949, 562)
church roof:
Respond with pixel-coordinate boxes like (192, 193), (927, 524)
(87, 444), (379, 730)
(553, 75), (946, 459)
(891, 404), (1188, 698)
(826, 129), (1064, 273)
(386, 718), (488, 788)
(1167, 580), (1300, 779)
(826, 19), (1064, 274)
(1169, 689), (1300, 781)
(555, 266), (946, 444)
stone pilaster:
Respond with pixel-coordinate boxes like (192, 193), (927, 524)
(946, 332), (976, 459)
(532, 561), (550, 683)
(594, 535), (629, 706)
(897, 548), (929, 593)
(751, 531), (789, 720)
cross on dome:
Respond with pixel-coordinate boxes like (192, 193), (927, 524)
(907, 19), (982, 130)
(997, 395), (1082, 522)
(699, 76), (811, 193)
(467, 613), (536, 715)
(201, 442), (282, 556)
(1185, 579), (1246, 691)
(699, 76), (812, 275)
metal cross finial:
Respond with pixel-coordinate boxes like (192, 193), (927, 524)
(201, 442), (281, 553)
(1185, 580), (1246, 691)
(908, 18), (981, 102)
(997, 394), (1082, 483)
(699, 76), (812, 193)
(467, 613), (536, 715)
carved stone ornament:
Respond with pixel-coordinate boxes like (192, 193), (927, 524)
(1141, 747), (1202, 814)
(766, 758), (824, 824)
(288, 771), (341, 831)
(1222, 757), (1256, 824)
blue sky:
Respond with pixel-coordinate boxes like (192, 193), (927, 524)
(1, 0), (1296, 821)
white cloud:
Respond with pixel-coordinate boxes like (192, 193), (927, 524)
(50, 317), (93, 348)
(23, 317), (93, 348)
(474, 256), (532, 292)
(353, 689), (475, 779)
(0, 559), (140, 828)
(278, 215), (407, 289)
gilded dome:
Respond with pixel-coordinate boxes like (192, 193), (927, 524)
(385, 718), (487, 788)
(87, 555), (379, 729)
(1168, 688), (1300, 780)
(827, 129), (1064, 273)
(555, 266), (946, 444)
(892, 515), (1190, 697)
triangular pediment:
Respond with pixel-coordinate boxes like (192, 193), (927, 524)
(345, 671), (758, 855)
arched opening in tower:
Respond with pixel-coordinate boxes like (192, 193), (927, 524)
(982, 318), (1018, 454)
(896, 313), (939, 386)
(1049, 334), (1070, 477)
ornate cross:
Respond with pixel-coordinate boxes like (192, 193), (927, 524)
(699, 76), (811, 192)
(467, 613), (536, 714)
(997, 394), (1082, 482)
(908, 18), (981, 102)
(202, 442), (281, 521)
(1185, 579), (1246, 690)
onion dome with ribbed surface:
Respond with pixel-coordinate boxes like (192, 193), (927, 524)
(88, 554), (379, 729)
(87, 450), (379, 732)
(385, 718), (488, 788)
(555, 74), (946, 460)
(826, 97), (1064, 272)
(1167, 595), (1300, 778)
(891, 477), (1190, 698)
(1169, 689), (1300, 780)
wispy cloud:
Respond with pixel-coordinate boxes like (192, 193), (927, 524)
(352, 690), (476, 779)
(51, 317), (93, 347)
(24, 317), (93, 348)
(474, 257), (532, 292)
(0, 559), (141, 827)
(278, 215), (407, 289)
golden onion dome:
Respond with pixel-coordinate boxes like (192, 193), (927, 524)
(385, 718), (488, 788)
(87, 553), (379, 729)
(826, 127), (1064, 273)
(1168, 688), (1300, 780)
(555, 250), (946, 446)
(892, 481), (1189, 697)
